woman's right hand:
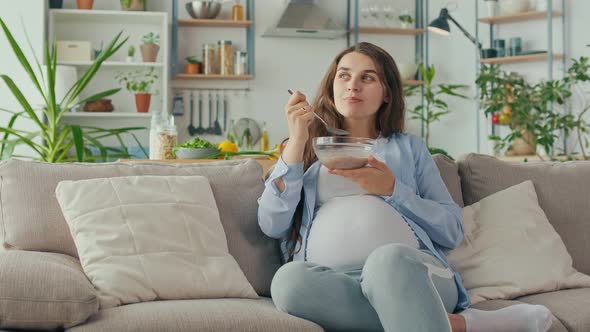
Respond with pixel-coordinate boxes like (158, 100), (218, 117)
(285, 90), (315, 146)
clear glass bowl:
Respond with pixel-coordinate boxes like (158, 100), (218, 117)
(312, 137), (375, 169)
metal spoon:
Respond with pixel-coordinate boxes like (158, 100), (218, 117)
(287, 89), (349, 136)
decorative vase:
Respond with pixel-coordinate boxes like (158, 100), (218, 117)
(499, 0), (529, 15)
(506, 129), (536, 156)
(140, 44), (159, 62)
(484, 0), (498, 16)
(126, 56), (134, 63)
(120, 0), (145, 11)
(135, 93), (151, 113)
(49, 0), (64, 9)
(76, 0), (94, 10)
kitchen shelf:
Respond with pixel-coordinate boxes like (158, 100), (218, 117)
(174, 74), (254, 80)
(49, 9), (165, 25)
(351, 27), (425, 36)
(479, 11), (562, 24)
(480, 53), (564, 64)
(178, 19), (252, 28)
(62, 112), (151, 118)
(57, 61), (164, 68)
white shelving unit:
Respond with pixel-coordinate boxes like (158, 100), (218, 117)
(48, 9), (169, 140)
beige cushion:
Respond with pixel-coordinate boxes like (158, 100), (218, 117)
(517, 288), (590, 332)
(56, 175), (258, 309)
(432, 154), (464, 207)
(447, 180), (590, 304)
(0, 251), (98, 330)
(458, 153), (590, 275)
(67, 298), (323, 332)
(0, 159), (280, 297)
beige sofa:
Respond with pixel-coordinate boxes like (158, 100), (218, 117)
(0, 154), (588, 331)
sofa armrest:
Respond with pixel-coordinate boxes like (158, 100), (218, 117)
(0, 250), (99, 330)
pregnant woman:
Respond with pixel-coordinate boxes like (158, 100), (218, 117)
(257, 42), (552, 332)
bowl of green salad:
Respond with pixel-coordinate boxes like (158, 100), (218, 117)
(174, 137), (220, 159)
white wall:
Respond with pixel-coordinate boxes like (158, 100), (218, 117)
(0, 0), (46, 158)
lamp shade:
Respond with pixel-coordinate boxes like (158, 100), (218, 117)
(428, 8), (450, 35)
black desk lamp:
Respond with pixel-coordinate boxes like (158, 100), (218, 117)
(429, 8), (482, 51)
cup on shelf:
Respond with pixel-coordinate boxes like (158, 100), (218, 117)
(493, 39), (506, 57)
(481, 48), (498, 59)
(509, 37), (522, 56)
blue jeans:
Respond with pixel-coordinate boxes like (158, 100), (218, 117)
(271, 244), (458, 332)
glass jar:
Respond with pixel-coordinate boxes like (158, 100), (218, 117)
(202, 43), (217, 75)
(232, 0), (244, 21)
(153, 115), (177, 160)
(234, 51), (247, 75)
(217, 40), (233, 75)
(149, 110), (166, 160)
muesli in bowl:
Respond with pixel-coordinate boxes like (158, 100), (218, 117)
(312, 136), (375, 169)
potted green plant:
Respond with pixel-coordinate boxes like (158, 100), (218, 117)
(140, 32), (159, 63)
(185, 56), (200, 74)
(116, 67), (159, 113)
(126, 45), (135, 63)
(404, 64), (468, 160)
(120, 0), (145, 11)
(398, 10), (414, 29)
(0, 18), (147, 162)
(476, 57), (590, 160)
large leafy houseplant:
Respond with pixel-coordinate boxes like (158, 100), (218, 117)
(0, 18), (147, 162)
(476, 57), (590, 160)
(404, 63), (468, 160)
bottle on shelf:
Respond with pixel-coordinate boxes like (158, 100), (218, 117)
(259, 121), (269, 151)
(232, 0), (244, 21)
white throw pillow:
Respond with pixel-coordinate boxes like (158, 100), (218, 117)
(56, 175), (258, 309)
(447, 180), (590, 304)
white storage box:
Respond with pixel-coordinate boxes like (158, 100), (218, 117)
(56, 41), (92, 62)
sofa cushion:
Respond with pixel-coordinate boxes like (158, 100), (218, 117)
(432, 154), (464, 207)
(458, 153), (590, 275)
(0, 251), (98, 330)
(0, 159), (281, 297)
(67, 297), (323, 332)
(56, 175), (258, 309)
(517, 289), (590, 332)
(470, 300), (567, 332)
(447, 181), (590, 304)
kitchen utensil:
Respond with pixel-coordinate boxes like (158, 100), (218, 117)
(172, 93), (184, 116)
(185, 1), (222, 19)
(312, 136), (375, 169)
(213, 92), (222, 135)
(196, 91), (205, 134)
(187, 91), (198, 136)
(234, 118), (261, 149)
(206, 91), (214, 134)
(223, 94), (228, 131)
(287, 89), (349, 136)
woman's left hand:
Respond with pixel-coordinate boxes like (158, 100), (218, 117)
(328, 155), (396, 196)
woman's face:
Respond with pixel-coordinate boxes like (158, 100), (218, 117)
(333, 52), (386, 121)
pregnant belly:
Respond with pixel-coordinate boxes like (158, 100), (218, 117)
(306, 195), (419, 269)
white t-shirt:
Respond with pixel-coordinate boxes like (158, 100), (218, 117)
(306, 166), (419, 269)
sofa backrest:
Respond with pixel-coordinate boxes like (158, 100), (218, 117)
(0, 159), (281, 297)
(432, 154), (464, 208)
(457, 153), (590, 275)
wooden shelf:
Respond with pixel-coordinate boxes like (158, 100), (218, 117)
(178, 19), (252, 28)
(403, 80), (424, 85)
(57, 61), (164, 68)
(351, 27), (425, 36)
(480, 53), (563, 64)
(50, 9), (165, 25)
(479, 11), (562, 24)
(62, 112), (151, 118)
(175, 74), (253, 80)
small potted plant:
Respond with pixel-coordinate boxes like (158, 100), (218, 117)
(76, 0), (94, 9)
(185, 56), (200, 74)
(120, 0), (145, 11)
(126, 45), (135, 63)
(140, 32), (160, 63)
(398, 10), (414, 29)
(116, 67), (159, 113)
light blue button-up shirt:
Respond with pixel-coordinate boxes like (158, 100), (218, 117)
(257, 133), (470, 311)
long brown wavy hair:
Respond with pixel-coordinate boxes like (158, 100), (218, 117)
(284, 42), (406, 261)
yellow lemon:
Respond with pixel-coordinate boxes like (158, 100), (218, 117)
(218, 141), (238, 153)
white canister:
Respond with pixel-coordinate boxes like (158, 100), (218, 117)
(499, 0), (529, 15)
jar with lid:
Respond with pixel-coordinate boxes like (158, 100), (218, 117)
(217, 40), (233, 75)
(202, 43), (217, 75)
(234, 51), (247, 75)
(149, 110), (166, 160)
(153, 115), (177, 160)
(232, 0), (244, 20)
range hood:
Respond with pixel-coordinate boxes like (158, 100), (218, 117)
(263, 0), (346, 40)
